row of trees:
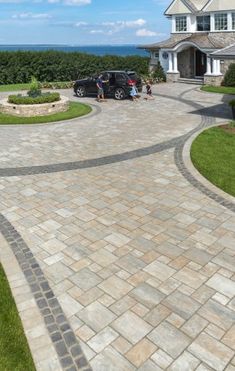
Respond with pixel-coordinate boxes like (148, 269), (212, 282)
(0, 50), (149, 84)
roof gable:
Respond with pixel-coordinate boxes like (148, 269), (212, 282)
(165, 0), (192, 15)
(165, 0), (211, 15)
(203, 0), (235, 11)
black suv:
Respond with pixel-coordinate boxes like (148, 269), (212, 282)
(74, 70), (142, 100)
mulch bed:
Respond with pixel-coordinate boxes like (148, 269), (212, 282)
(219, 124), (235, 135)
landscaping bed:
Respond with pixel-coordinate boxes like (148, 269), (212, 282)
(0, 102), (91, 125)
(0, 263), (35, 371)
(191, 126), (235, 197)
(201, 86), (235, 95)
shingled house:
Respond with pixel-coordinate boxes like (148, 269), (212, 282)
(140, 0), (235, 85)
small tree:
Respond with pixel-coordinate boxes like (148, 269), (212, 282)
(223, 63), (235, 87)
(152, 62), (166, 82)
(27, 76), (41, 97)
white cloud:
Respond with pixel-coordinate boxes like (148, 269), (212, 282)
(136, 28), (157, 37)
(102, 18), (146, 30)
(75, 21), (88, 27)
(12, 12), (52, 19)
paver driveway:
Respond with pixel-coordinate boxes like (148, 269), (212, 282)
(0, 83), (235, 371)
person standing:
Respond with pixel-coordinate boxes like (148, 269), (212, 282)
(96, 74), (108, 102)
(144, 80), (154, 100)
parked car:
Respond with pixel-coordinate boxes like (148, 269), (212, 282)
(73, 70), (142, 100)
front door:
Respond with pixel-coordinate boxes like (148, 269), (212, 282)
(195, 50), (207, 76)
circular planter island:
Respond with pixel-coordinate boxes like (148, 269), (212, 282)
(0, 95), (69, 117)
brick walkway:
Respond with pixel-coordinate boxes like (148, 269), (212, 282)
(0, 83), (235, 370)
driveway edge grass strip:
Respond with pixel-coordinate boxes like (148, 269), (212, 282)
(190, 126), (235, 197)
(201, 86), (235, 95)
(0, 102), (91, 125)
(0, 263), (36, 371)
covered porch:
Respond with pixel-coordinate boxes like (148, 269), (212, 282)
(165, 41), (222, 84)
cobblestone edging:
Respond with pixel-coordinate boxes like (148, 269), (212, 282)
(0, 213), (92, 371)
(174, 114), (235, 213)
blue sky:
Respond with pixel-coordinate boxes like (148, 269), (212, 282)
(0, 0), (171, 45)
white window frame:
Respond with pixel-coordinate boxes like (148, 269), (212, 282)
(232, 13), (235, 30)
(175, 16), (187, 32)
(214, 13), (228, 31)
(196, 15), (211, 32)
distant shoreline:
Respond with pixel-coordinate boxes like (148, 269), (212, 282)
(0, 44), (148, 57)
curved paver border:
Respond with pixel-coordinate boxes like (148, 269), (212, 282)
(180, 122), (235, 212)
(0, 232), (63, 371)
(0, 213), (91, 371)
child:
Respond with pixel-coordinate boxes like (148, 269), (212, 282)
(145, 80), (154, 100)
(130, 83), (138, 101)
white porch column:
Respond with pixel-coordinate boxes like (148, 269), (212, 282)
(168, 53), (173, 72)
(216, 59), (222, 75)
(206, 56), (212, 75)
(173, 52), (178, 73)
(212, 58), (217, 75)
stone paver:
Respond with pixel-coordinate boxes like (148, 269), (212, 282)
(0, 83), (235, 370)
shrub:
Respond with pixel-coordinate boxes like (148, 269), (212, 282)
(152, 62), (166, 82)
(0, 51), (149, 85)
(229, 99), (235, 107)
(8, 92), (60, 105)
(28, 76), (41, 97)
(223, 63), (235, 87)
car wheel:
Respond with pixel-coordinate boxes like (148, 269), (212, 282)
(76, 86), (86, 97)
(114, 88), (125, 100)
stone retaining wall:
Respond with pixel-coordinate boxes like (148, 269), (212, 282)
(0, 95), (69, 117)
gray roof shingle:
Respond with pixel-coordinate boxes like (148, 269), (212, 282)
(211, 43), (235, 58)
(139, 33), (224, 51)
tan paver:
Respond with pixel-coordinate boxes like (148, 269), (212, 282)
(0, 83), (235, 370)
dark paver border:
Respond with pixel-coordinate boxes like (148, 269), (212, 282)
(0, 213), (92, 371)
(0, 95), (216, 177)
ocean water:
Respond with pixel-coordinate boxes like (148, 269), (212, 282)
(0, 44), (148, 57)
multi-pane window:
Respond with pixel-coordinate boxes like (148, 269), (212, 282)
(197, 15), (211, 31)
(214, 13), (228, 30)
(232, 13), (235, 30)
(175, 16), (187, 32)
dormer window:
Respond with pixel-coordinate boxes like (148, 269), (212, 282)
(214, 13), (228, 31)
(197, 15), (210, 31)
(175, 16), (187, 32)
(232, 13), (235, 30)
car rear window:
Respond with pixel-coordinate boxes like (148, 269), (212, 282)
(127, 72), (139, 81)
(116, 73), (128, 80)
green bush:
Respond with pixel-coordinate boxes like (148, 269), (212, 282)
(229, 99), (235, 107)
(28, 76), (41, 97)
(8, 92), (60, 105)
(152, 62), (166, 82)
(223, 63), (235, 87)
(0, 51), (149, 85)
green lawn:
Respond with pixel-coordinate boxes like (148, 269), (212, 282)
(201, 85), (235, 95)
(0, 83), (31, 92)
(0, 102), (91, 125)
(0, 264), (35, 371)
(191, 127), (235, 197)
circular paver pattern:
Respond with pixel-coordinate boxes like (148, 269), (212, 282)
(0, 84), (235, 371)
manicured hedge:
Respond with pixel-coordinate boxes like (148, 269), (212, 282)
(8, 92), (60, 105)
(0, 51), (149, 85)
(223, 63), (235, 87)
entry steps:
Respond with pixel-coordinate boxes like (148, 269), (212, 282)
(178, 77), (204, 85)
